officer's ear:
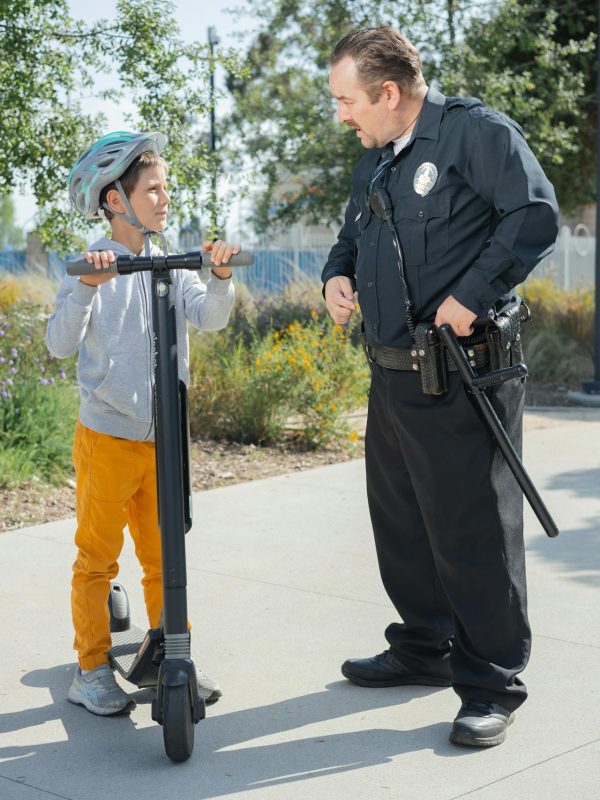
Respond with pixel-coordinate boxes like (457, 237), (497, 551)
(381, 80), (402, 110)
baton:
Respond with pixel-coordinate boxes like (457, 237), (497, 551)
(66, 250), (254, 276)
(438, 323), (559, 538)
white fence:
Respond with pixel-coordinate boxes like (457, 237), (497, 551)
(530, 224), (595, 291)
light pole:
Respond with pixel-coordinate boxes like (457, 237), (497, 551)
(582, 0), (600, 393)
(207, 25), (220, 236)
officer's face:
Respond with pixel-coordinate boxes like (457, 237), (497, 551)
(329, 57), (394, 149)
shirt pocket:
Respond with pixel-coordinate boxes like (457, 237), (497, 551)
(393, 191), (451, 266)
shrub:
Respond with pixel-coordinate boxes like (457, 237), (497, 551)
(521, 279), (594, 385)
(188, 314), (369, 447)
(0, 298), (78, 486)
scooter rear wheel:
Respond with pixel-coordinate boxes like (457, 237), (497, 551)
(162, 683), (195, 762)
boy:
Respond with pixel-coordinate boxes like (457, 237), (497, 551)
(46, 130), (240, 715)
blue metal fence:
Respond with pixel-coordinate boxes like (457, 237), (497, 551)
(235, 249), (329, 293)
(0, 250), (26, 274)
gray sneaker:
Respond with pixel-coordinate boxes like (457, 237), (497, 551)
(197, 668), (222, 705)
(68, 665), (136, 716)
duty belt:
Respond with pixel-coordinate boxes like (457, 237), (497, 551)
(365, 341), (489, 372)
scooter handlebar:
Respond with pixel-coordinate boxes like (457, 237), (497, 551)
(67, 258), (119, 276)
(66, 250), (254, 276)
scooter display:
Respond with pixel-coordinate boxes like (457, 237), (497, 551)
(67, 248), (253, 762)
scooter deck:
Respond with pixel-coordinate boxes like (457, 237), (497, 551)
(109, 625), (164, 689)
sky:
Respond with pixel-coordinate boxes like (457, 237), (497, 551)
(13, 0), (258, 229)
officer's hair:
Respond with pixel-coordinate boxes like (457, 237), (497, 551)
(331, 27), (426, 102)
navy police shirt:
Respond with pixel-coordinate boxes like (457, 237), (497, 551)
(321, 86), (559, 348)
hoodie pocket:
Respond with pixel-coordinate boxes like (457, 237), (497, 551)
(94, 348), (151, 422)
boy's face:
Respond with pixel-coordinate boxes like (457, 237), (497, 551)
(128, 164), (170, 231)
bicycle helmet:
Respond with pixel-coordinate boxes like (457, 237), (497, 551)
(68, 131), (167, 222)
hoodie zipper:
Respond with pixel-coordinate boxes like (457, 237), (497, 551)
(138, 271), (154, 441)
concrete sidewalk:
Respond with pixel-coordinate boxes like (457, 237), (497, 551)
(0, 408), (598, 800)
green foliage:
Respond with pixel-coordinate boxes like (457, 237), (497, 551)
(521, 278), (594, 384)
(188, 297), (369, 447)
(0, 193), (25, 248)
(0, 0), (101, 252)
(0, 296), (78, 486)
(0, 0), (246, 253)
(443, 0), (595, 213)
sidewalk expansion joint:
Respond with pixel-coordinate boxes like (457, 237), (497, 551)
(0, 774), (74, 800)
(187, 566), (391, 608)
(536, 633), (600, 650)
(448, 736), (600, 799)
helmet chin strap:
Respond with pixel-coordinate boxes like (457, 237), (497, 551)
(103, 179), (168, 257)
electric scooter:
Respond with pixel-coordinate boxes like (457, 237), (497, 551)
(67, 249), (253, 762)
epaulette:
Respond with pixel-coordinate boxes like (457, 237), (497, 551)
(445, 96), (485, 111)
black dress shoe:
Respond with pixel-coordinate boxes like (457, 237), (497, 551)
(341, 649), (452, 688)
(450, 699), (514, 747)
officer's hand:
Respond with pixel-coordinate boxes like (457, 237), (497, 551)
(434, 295), (477, 337)
(325, 276), (356, 324)
(79, 250), (117, 286)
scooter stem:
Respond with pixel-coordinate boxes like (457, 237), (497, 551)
(151, 269), (190, 647)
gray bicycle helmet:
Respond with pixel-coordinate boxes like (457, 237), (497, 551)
(68, 130), (167, 223)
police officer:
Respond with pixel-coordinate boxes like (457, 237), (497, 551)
(322, 27), (558, 748)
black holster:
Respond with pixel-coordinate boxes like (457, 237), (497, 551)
(485, 304), (525, 371)
(415, 323), (447, 396)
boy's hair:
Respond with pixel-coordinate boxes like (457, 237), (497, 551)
(100, 151), (167, 220)
(331, 27), (426, 102)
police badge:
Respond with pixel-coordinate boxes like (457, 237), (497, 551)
(414, 163), (438, 196)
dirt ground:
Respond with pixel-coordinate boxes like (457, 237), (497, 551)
(2, 386), (598, 534)
(0, 434), (365, 533)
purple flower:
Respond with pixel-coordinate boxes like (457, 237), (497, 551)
(0, 330), (4, 337)
(10, 368), (17, 374)
(11, 348), (17, 357)
(0, 357), (4, 364)
(49, 377), (55, 385)
(59, 370), (66, 380)
(1, 390), (9, 398)
(6, 378), (13, 386)
(39, 378), (49, 385)
(40, 365), (45, 373)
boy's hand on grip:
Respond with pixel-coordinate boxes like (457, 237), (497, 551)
(79, 250), (117, 286)
(202, 239), (240, 279)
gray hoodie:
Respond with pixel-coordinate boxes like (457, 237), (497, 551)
(46, 236), (235, 441)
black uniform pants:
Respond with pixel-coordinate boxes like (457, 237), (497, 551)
(365, 364), (530, 712)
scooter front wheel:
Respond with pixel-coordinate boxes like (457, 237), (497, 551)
(162, 683), (195, 762)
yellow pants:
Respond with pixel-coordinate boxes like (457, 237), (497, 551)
(71, 420), (163, 670)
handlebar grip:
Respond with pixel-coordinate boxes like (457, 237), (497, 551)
(224, 252), (254, 267)
(67, 258), (118, 276)
(471, 363), (528, 390)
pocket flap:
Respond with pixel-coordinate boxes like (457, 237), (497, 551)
(393, 191), (450, 222)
